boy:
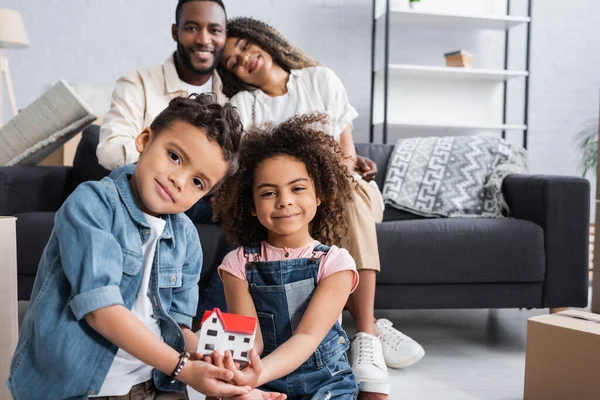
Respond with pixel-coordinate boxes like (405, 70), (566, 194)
(7, 94), (251, 399)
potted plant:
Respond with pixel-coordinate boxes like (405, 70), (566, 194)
(409, 0), (421, 9)
(575, 122), (599, 177)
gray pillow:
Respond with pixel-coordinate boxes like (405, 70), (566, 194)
(382, 136), (528, 218)
(0, 79), (96, 166)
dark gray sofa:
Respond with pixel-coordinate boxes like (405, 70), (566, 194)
(0, 125), (591, 311)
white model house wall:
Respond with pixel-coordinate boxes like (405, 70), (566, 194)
(198, 313), (255, 363)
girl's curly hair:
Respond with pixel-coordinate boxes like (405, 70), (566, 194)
(213, 113), (354, 247)
(218, 17), (318, 98)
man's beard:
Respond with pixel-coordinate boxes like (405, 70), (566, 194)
(176, 42), (224, 76)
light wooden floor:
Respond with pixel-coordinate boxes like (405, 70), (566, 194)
(189, 304), (589, 400)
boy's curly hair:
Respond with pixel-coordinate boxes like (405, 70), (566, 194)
(218, 17), (318, 98)
(150, 93), (243, 183)
(213, 114), (354, 247)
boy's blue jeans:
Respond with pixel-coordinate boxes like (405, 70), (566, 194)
(185, 199), (228, 318)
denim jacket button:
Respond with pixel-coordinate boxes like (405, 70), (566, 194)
(171, 274), (176, 284)
(142, 229), (149, 235)
(88, 390), (96, 396)
(338, 336), (346, 345)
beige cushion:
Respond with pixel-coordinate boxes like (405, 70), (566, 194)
(0, 79), (96, 166)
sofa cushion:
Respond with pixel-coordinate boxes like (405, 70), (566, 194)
(18, 275), (36, 302)
(71, 124), (110, 191)
(354, 143), (393, 189)
(383, 207), (425, 222)
(14, 211), (226, 299)
(15, 212), (55, 277)
(195, 223), (228, 282)
(0, 80), (96, 166)
(376, 218), (545, 285)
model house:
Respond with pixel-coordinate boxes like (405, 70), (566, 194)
(197, 308), (257, 364)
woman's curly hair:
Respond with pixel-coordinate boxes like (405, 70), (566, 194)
(213, 113), (354, 247)
(218, 17), (318, 98)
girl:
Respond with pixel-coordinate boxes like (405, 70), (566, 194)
(218, 17), (424, 396)
(212, 115), (359, 399)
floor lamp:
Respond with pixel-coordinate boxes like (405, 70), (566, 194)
(0, 9), (29, 128)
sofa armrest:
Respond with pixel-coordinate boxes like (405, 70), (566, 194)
(0, 166), (73, 215)
(354, 143), (393, 189)
(503, 174), (590, 307)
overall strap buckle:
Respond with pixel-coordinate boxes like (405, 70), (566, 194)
(312, 243), (331, 258)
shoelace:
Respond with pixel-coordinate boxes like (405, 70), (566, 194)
(356, 335), (383, 365)
(379, 323), (411, 350)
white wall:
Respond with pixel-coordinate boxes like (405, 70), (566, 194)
(2, 0), (600, 216)
(527, 0), (600, 216)
(1, 0), (373, 135)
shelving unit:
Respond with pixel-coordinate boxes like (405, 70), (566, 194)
(375, 64), (528, 81)
(372, 121), (527, 131)
(375, 8), (530, 29)
(369, 0), (532, 147)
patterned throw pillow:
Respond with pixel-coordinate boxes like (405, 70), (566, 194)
(0, 80), (96, 166)
(382, 136), (528, 218)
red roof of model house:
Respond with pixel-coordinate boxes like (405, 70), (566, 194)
(201, 308), (256, 335)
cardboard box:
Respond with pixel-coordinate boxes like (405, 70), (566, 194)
(39, 116), (103, 167)
(0, 217), (18, 399)
(524, 310), (600, 399)
(39, 132), (83, 167)
(443, 50), (473, 68)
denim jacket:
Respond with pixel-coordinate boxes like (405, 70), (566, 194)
(8, 173), (202, 400)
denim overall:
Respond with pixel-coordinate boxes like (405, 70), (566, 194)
(245, 243), (358, 399)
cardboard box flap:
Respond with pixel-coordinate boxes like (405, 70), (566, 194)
(558, 309), (600, 323)
(530, 310), (600, 335)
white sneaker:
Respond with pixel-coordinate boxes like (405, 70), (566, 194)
(359, 381), (391, 396)
(351, 332), (388, 384)
(375, 318), (425, 368)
